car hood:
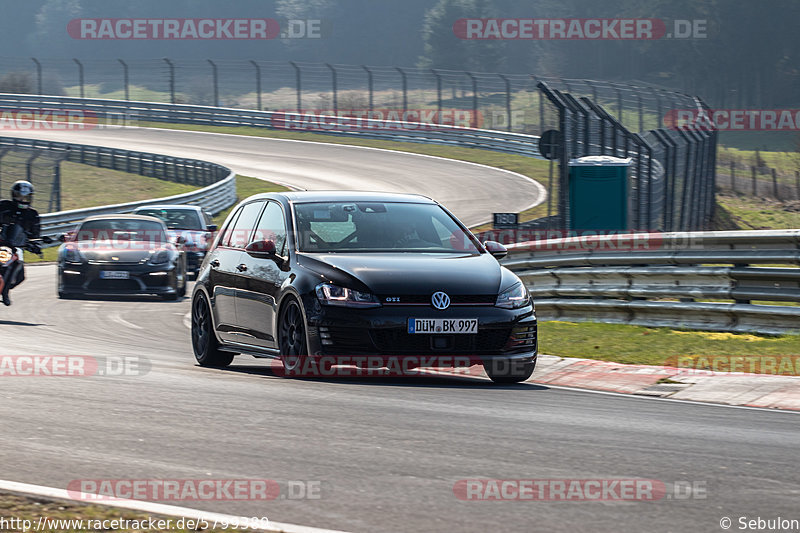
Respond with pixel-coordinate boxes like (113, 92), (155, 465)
(298, 252), (508, 295)
(70, 241), (169, 263)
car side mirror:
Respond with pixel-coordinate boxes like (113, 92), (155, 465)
(58, 233), (71, 243)
(207, 224), (218, 232)
(42, 235), (53, 244)
(484, 240), (508, 260)
(175, 235), (186, 245)
(245, 240), (284, 265)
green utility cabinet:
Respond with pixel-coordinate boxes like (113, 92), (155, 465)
(568, 156), (632, 231)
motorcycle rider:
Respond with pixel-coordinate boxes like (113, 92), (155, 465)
(0, 181), (41, 306)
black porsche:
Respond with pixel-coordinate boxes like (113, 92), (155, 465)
(190, 191), (537, 383)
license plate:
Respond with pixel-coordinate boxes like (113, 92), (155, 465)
(408, 318), (478, 334)
(100, 271), (130, 280)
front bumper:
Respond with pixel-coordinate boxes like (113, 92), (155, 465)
(59, 261), (178, 296)
(302, 296), (537, 363)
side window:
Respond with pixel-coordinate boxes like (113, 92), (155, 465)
(227, 201), (265, 249)
(218, 208), (242, 248)
(253, 202), (288, 255)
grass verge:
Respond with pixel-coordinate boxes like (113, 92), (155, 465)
(539, 321), (800, 369)
(715, 192), (800, 230)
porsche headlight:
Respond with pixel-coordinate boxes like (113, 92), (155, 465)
(149, 250), (171, 265)
(0, 247), (13, 266)
(63, 246), (83, 264)
(495, 281), (531, 309)
(315, 283), (380, 308)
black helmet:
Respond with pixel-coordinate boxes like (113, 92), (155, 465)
(11, 181), (34, 206)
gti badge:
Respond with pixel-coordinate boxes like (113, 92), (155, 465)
(431, 291), (450, 310)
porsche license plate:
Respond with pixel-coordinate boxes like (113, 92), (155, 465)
(408, 318), (477, 334)
(100, 271), (130, 280)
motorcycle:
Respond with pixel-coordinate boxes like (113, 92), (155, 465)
(0, 222), (52, 298)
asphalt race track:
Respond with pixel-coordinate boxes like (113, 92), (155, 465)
(1, 130), (798, 532)
(6, 126), (545, 227)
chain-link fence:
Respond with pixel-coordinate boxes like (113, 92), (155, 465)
(0, 57), (699, 136)
(537, 82), (717, 232)
(0, 146), (65, 213)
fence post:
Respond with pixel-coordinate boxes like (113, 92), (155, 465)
(616, 85), (623, 123)
(772, 167), (779, 199)
(325, 63), (338, 115)
(73, 58), (84, 98)
(25, 151), (40, 182)
(395, 67), (407, 112)
(289, 61), (301, 111)
(431, 69), (442, 117)
(498, 74), (512, 132)
(796, 171), (800, 200)
(163, 58), (175, 104)
(751, 166), (757, 196)
(207, 59), (218, 107)
(362, 65), (373, 111)
(730, 161), (736, 193)
(466, 71), (478, 128)
(31, 58), (42, 95)
(249, 60), (261, 110)
(118, 59), (129, 101)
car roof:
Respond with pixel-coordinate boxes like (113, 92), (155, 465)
(132, 205), (204, 212)
(244, 190), (437, 204)
(80, 214), (167, 224)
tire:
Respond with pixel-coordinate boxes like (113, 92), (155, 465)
(192, 292), (234, 367)
(484, 358), (536, 384)
(278, 297), (309, 376)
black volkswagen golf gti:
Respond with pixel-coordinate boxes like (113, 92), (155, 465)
(191, 191), (537, 383)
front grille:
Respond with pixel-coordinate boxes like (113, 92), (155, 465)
(87, 279), (141, 291)
(371, 327), (512, 354)
(379, 294), (496, 306)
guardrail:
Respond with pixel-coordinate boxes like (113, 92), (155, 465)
(0, 93), (542, 158)
(502, 230), (800, 334)
(0, 135), (236, 238)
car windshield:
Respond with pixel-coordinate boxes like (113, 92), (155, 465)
(134, 208), (204, 230)
(75, 219), (167, 243)
(293, 201), (481, 253)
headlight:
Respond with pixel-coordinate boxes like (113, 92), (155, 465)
(149, 250), (171, 265)
(63, 246), (83, 263)
(0, 247), (13, 266)
(315, 283), (380, 308)
(495, 281), (531, 309)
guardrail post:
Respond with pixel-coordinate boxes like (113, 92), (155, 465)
(248, 60), (262, 110)
(31, 58), (42, 95)
(466, 71), (478, 128)
(362, 65), (373, 111)
(395, 67), (407, 113)
(325, 63), (338, 115)
(498, 74), (512, 132)
(289, 61), (301, 111)
(163, 58), (175, 104)
(207, 59), (219, 107)
(117, 59), (129, 101)
(73, 58), (84, 99)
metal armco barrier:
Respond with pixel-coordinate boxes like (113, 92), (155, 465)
(0, 136), (236, 238)
(503, 230), (800, 334)
(0, 94), (543, 159)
